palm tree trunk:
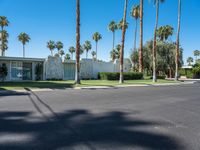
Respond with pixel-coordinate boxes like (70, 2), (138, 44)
(1, 27), (3, 56)
(134, 19), (138, 52)
(175, 0), (181, 81)
(152, 0), (159, 83)
(113, 31), (115, 50)
(86, 51), (88, 59)
(75, 0), (81, 84)
(119, 0), (128, 84)
(139, 0), (143, 73)
(23, 44), (25, 58)
(95, 42), (98, 60)
(51, 50), (53, 56)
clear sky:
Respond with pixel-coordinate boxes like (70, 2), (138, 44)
(0, 0), (200, 64)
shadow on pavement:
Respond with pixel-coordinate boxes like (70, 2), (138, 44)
(0, 89), (185, 150)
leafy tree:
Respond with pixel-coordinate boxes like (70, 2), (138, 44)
(18, 32), (31, 58)
(187, 57), (193, 66)
(152, 0), (165, 82)
(69, 46), (76, 60)
(83, 40), (92, 59)
(108, 21), (118, 50)
(47, 40), (56, 56)
(92, 32), (102, 60)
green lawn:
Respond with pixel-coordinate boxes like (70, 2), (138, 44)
(0, 79), (181, 91)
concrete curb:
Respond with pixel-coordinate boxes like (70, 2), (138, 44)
(0, 81), (196, 94)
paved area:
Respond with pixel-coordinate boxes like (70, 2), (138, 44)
(0, 82), (200, 150)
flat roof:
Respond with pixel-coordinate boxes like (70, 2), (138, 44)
(0, 56), (45, 62)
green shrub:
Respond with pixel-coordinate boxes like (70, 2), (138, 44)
(150, 75), (166, 80)
(98, 72), (143, 80)
(0, 63), (8, 82)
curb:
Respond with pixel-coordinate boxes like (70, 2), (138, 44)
(0, 81), (196, 94)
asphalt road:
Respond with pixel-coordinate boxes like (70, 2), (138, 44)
(0, 82), (200, 150)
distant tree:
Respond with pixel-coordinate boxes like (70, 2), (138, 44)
(65, 53), (71, 61)
(156, 25), (174, 41)
(59, 50), (65, 59)
(0, 63), (8, 82)
(118, 19), (128, 30)
(187, 57), (193, 66)
(92, 32), (102, 60)
(194, 50), (200, 62)
(18, 32), (31, 58)
(91, 51), (96, 61)
(69, 46), (76, 60)
(108, 21), (118, 50)
(56, 41), (64, 52)
(83, 40), (92, 59)
(47, 40), (56, 56)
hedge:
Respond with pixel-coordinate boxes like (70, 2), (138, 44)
(98, 72), (143, 80)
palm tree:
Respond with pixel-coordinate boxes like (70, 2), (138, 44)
(56, 41), (64, 52)
(83, 40), (92, 59)
(131, 5), (141, 71)
(118, 19), (128, 30)
(187, 57), (193, 66)
(91, 51), (96, 61)
(139, 0), (144, 73)
(175, 0), (181, 81)
(65, 53), (71, 61)
(18, 33), (31, 58)
(69, 46), (76, 60)
(0, 30), (8, 56)
(59, 50), (65, 59)
(119, 0), (128, 84)
(194, 50), (200, 62)
(0, 16), (9, 56)
(92, 32), (102, 60)
(156, 25), (174, 41)
(75, 0), (81, 84)
(152, 0), (165, 82)
(47, 40), (55, 56)
(108, 21), (118, 51)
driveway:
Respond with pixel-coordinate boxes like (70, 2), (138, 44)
(0, 82), (200, 150)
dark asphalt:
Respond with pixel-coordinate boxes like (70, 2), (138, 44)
(0, 82), (200, 150)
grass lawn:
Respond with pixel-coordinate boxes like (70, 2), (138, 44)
(0, 79), (181, 91)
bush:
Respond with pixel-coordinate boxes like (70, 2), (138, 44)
(98, 72), (143, 80)
(150, 76), (166, 80)
(0, 63), (8, 82)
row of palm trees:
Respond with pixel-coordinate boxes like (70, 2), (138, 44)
(0, 16), (31, 58)
(74, 0), (182, 84)
(187, 50), (200, 66)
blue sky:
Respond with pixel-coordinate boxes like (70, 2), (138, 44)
(0, 0), (200, 64)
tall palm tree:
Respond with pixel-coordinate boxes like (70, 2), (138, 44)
(194, 50), (200, 62)
(152, 0), (165, 82)
(69, 46), (76, 60)
(83, 40), (92, 59)
(130, 5), (140, 70)
(119, 0), (128, 84)
(18, 33), (31, 58)
(75, 0), (81, 84)
(92, 32), (102, 60)
(175, 0), (181, 81)
(108, 21), (118, 51)
(56, 41), (64, 52)
(59, 50), (65, 59)
(187, 57), (193, 66)
(47, 40), (55, 56)
(0, 16), (9, 56)
(139, 0), (144, 73)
